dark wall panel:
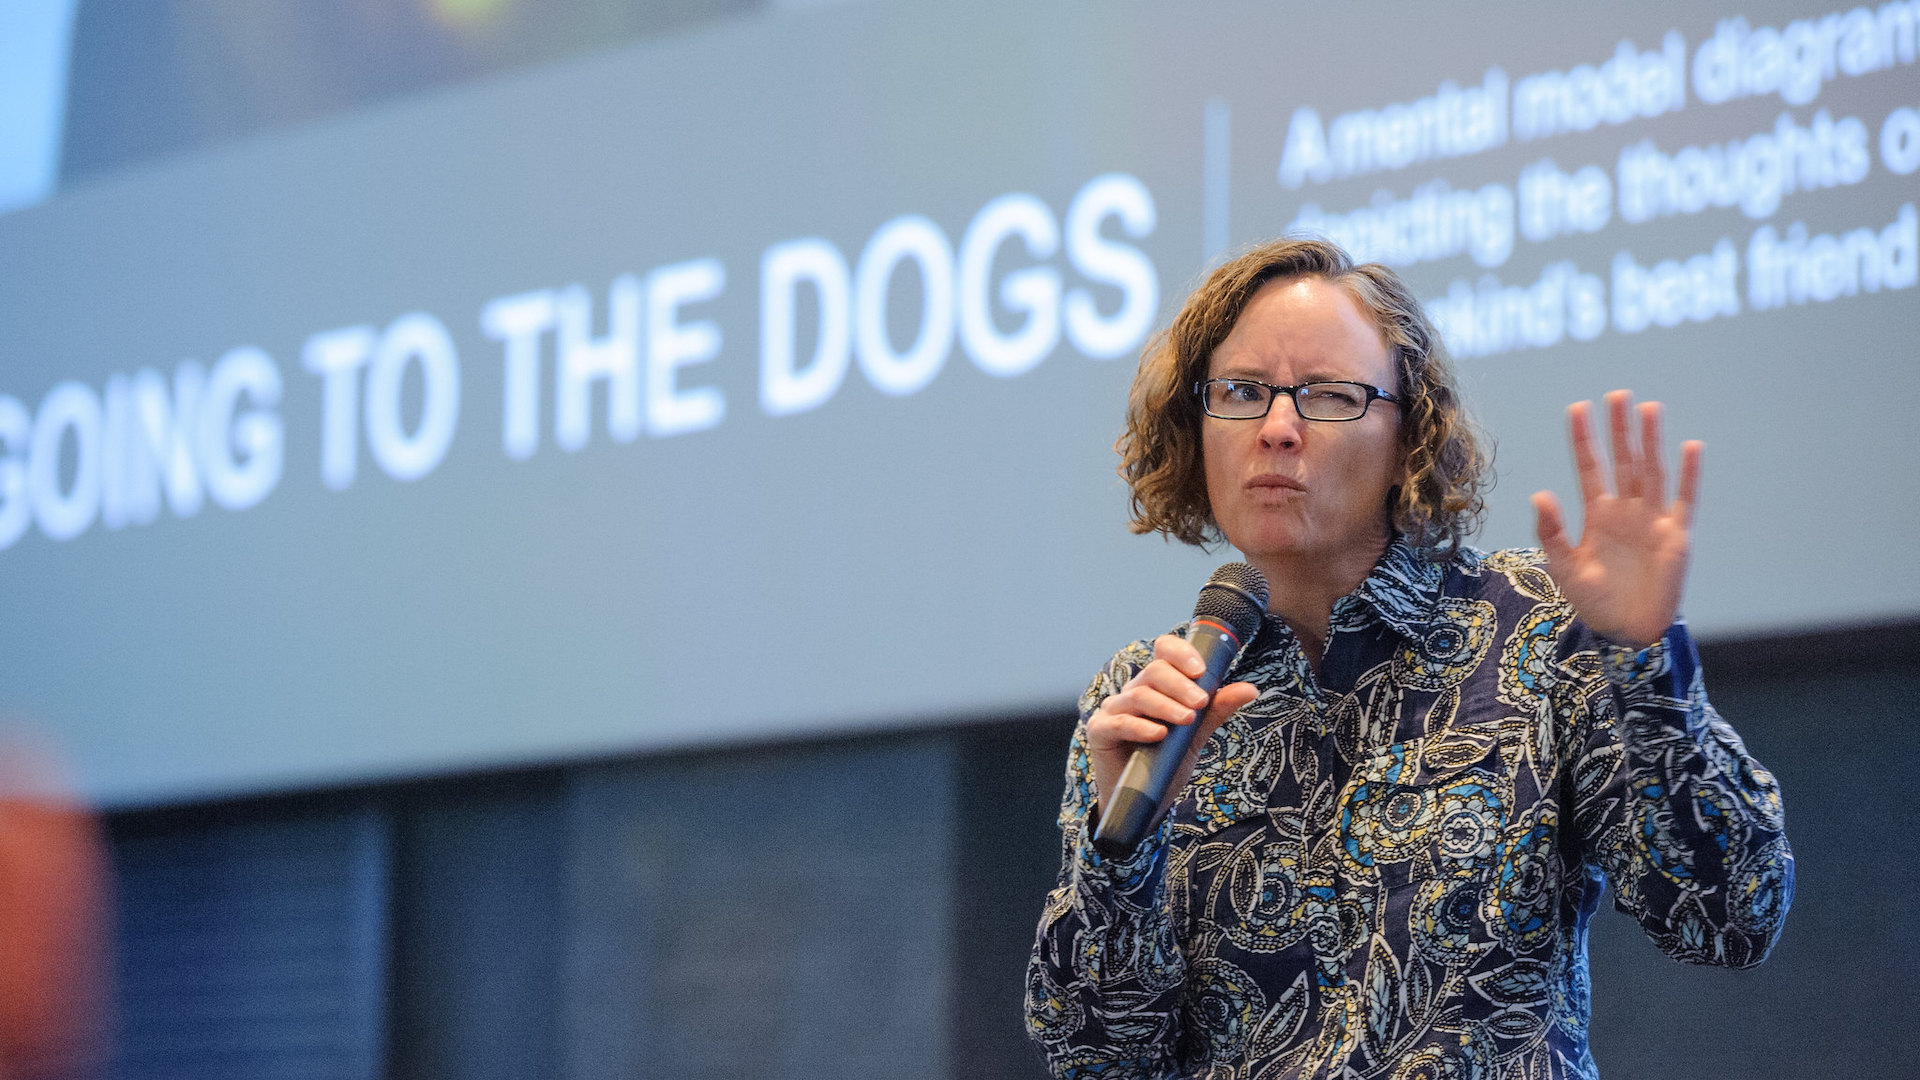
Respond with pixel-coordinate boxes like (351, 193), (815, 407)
(949, 716), (1074, 1080)
(109, 806), (388, 1080)
(387, 776), (566, 1080)
(561, 737), (956, 1080)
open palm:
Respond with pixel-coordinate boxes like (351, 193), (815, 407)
(1531, 391), (1701, 649)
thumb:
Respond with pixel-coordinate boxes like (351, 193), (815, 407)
(1184, 682), (1257, 762)
(1200, 681), (1258, 735)
(1531, 491), (1575, 569)
(1159, 681), (1258, 818)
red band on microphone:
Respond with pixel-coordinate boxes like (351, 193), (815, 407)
(1191, 617), (1243, 649)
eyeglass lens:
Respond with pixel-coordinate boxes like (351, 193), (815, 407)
(1203, 380), (1372, 420)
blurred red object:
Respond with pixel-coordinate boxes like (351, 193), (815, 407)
(0, 738), (110, 1080)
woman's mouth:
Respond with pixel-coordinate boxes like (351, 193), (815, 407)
(1247, 474), (1306, 492)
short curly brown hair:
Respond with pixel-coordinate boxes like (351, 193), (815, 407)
(1118, 237), (1489, 560)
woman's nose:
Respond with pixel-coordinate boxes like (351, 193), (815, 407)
(1257, 396), (1303, 449)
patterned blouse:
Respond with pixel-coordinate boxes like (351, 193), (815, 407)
(1025, 542), (1793, 1080)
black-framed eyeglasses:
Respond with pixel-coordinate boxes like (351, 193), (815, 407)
(1194, 378), (1400, 422)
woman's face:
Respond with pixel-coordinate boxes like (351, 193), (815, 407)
(1201, 276), (1404, 572)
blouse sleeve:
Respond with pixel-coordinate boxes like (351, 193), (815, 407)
(1025, 640), (1189, 1080)
(1568, 620), (1794, 968)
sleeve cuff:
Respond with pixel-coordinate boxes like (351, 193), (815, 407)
(1597, 620), (1710, 743)
(1598, 620), (1691, 689)
(1070, 806), (1167, 899)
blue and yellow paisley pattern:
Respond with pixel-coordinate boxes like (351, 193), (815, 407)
(1026, 543), (1793, 1079)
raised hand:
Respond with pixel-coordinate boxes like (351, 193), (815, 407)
(1530, 390), (1701, 649)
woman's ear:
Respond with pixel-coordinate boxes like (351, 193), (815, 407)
(1384, 481), (1409, 537)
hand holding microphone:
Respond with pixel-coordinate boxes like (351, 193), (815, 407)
(1089, 564), (1268, 856)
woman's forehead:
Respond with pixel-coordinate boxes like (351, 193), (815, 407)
(1208, 278), (1394, 382)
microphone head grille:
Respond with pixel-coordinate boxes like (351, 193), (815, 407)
(1192, 562), (1270, 642)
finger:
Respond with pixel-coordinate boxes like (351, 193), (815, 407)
(1638, 400), (1667, 507)
(1567, 400), (1607, 506)
(1130, 660), (1210, 712)
(1086, 706), (1176, 752)
(1531, 490), (1575, 568)
(1674, 440), (1703, 528)
(1105, 682), (1206, 729)
(1606, 390), (1637, 500)
(1151, 634), (1205, 679)
(1090, 676), (1245, 755)
(1087, 708), (1184, 748)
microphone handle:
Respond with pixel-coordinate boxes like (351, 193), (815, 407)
(1091, 618), (1243, 857)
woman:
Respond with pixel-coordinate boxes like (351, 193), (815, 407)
(1025, 238), (1791, 1080)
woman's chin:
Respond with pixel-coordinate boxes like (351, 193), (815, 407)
(1226, 531), (1312, 566)
(1228, 526), (1388, 572)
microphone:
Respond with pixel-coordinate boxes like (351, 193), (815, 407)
(1092, 562), (1269, 857)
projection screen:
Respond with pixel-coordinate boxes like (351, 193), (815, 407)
(2, 0), (1915, 804)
